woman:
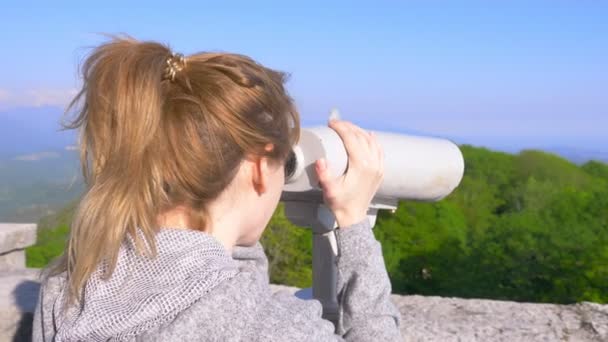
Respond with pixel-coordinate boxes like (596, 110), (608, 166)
(32, 35), (401, 341)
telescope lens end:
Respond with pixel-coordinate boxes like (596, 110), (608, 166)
(284, 150), (297, 182)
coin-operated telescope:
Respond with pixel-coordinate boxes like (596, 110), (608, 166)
(280, 112), (465, 324)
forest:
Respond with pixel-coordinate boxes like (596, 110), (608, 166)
(26, 145), (608, 304)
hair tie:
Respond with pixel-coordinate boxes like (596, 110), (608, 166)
(163, 52), (187, 82)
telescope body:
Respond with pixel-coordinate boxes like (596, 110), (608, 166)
(280, 124), (465, 325)
(283, 126), (465, 209)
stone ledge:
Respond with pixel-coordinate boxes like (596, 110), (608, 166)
(0, 224), (37, 272)
(0, 268), (40, 342)
(2, 274), (607, 341)
(0, 224), (37, 255)
(270, 285), (608, 341)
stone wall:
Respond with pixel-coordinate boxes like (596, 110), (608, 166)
(270, 285), (608, 341)
(0, 224), (36, 271)
(0, 224), (38, 342)
(1, 223), (607, 341)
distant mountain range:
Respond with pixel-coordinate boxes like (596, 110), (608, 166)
(0, 106), (77, 159)
(0, 148), (83, 223)
(2, 105), (607, 163)
(0, 105), (606, 223)
(541, 146), (608, 164)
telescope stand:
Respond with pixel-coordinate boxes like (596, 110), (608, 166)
(284, 199), (394, 329)
(311, 205), (339, 324)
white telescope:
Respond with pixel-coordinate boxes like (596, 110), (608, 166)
(283, 126), (464, 203)
(280, 114), (465, 325)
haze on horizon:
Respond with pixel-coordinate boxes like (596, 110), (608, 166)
(1, 1), (606, 154)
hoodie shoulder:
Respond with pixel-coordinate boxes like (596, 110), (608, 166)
(141, 264), (339, 342)
(35, 229), (239, 341)
(32, 272), (66, 342)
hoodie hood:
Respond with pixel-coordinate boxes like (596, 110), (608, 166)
(53, 228), (239, 341)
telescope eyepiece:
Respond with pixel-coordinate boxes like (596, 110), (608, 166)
(284, 150), (297, 182)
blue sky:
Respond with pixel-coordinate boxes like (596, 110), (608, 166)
(1, 1), (606, 152)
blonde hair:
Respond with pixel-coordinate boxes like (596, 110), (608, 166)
(52, 35), (300, 303)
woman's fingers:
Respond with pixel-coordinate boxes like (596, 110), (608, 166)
(315, 158), (336, 198)
(375, 135), (385, 181)
(319, 118), (385, 227)
(328, 119), (372, 166)
(325, 118), (383, 179)
(329, 120), (360, 156)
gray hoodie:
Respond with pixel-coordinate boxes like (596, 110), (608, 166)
(32, 219), (402, 341)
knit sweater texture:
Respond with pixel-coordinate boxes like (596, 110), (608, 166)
(32, 218), (402, 341)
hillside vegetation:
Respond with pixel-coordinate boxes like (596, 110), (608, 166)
(26, 145), (608, 304)
(0, 149), (83, 222)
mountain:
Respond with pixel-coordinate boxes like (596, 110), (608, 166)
(1, 106), (606, 222)
(0, 148), (83, 223)
(0, 106), (77, 159)
(448, 137), (608, 165)
(541, 146), (608, 165)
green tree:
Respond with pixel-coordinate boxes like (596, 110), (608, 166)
(24, 146), (608, 304)
(259, 203), (313, 288)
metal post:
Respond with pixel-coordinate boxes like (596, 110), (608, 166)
(312, 230), (339, 324)
(282, 198), (393, 328)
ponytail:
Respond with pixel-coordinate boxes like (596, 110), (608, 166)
(50, 35), (300, 304)
(53, 36), (171, 301)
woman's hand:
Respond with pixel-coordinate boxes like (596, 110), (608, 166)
(315, 119), (385, 228)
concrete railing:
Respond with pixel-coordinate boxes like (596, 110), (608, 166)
(1, 223), (607, 341)
(0, 224), (37, 271)
(0, 223), (39, 342)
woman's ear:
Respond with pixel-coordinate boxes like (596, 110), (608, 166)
(251, 156), (267, 195)
(250, 144), (275, 195)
